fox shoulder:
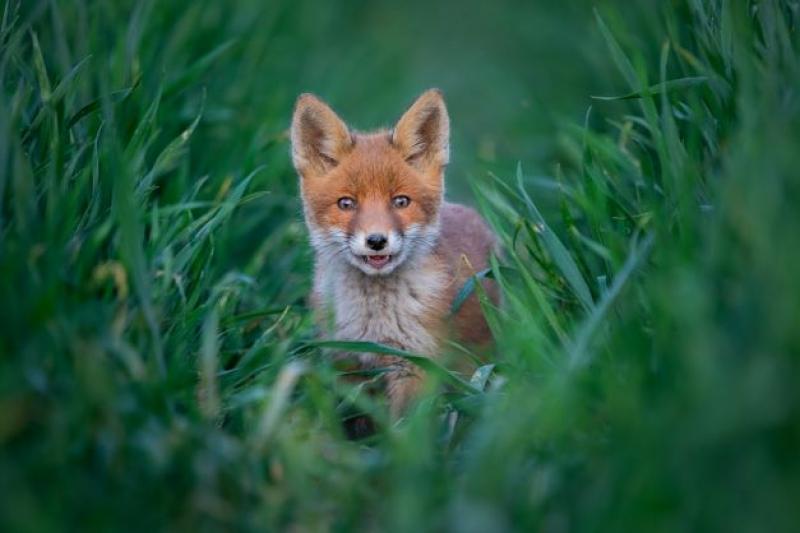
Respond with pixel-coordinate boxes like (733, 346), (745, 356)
(439, 202), (498, 271)
(437, 202), (499, 346)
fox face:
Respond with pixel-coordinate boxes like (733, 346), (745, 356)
(291, 90), (449, 275)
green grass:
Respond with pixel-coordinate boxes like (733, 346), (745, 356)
(1, 0), (799, 531)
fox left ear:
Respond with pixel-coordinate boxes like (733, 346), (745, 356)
(291, 93), (353, 178)
(392, 89), (450, 174)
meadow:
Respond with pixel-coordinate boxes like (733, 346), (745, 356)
(1, 0), (799, 531)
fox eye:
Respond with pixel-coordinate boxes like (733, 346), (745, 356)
(337, 197), (356, 210)
(392, 195), (411, 209)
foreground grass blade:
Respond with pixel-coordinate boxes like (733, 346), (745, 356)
(306, 340), (481, 394)
(450, 267), (493, 314)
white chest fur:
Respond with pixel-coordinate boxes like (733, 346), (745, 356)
(316, 258), (447, 359)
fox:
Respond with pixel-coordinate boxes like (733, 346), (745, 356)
(290, 89), (498, 418)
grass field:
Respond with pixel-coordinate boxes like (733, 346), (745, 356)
(1, 0), (799, 531)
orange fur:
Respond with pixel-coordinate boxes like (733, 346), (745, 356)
(301, 133), (441, 237)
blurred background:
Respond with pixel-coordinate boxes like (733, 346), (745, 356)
(2, 0), (799, 531)
(34, 0), (657, 192)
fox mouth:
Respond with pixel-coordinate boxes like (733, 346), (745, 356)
(361, 254), (392, 269)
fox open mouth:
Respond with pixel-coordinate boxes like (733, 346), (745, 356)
(361, 255), (392, 269)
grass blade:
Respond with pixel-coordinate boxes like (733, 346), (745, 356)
(591, 76), (707, 100)
(306, 340), (480, 394)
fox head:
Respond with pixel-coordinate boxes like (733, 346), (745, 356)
(291, 89), (449, 275)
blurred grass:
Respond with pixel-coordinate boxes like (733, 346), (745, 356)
(1, 0), (799, 531)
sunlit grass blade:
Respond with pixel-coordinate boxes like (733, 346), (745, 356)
(515, 163), (595, 312)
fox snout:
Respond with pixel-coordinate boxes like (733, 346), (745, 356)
(350, 228), (401, 254)
(335, 200), (409, 274)
(348, 226), (404, 274)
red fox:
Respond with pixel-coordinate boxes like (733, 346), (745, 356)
(290, 89), (498, 417)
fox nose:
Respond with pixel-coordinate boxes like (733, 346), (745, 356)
(366, 233), (388, 251)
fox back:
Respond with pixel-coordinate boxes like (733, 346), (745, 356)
(290, 89), (498, 415)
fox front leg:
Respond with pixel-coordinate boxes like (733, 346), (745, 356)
(382, 357), (424, 418)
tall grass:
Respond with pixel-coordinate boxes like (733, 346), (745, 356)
(1, 0), (798, 531)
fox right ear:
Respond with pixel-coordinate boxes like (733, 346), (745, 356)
(291, 94), (353, 178)
(392, 89), (450, 174)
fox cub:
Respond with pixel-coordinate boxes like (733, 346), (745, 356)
(290, 89), (498, 416)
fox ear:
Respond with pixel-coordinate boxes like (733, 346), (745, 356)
(291, 94), (353, 177)
(392, 89), (450, 173)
